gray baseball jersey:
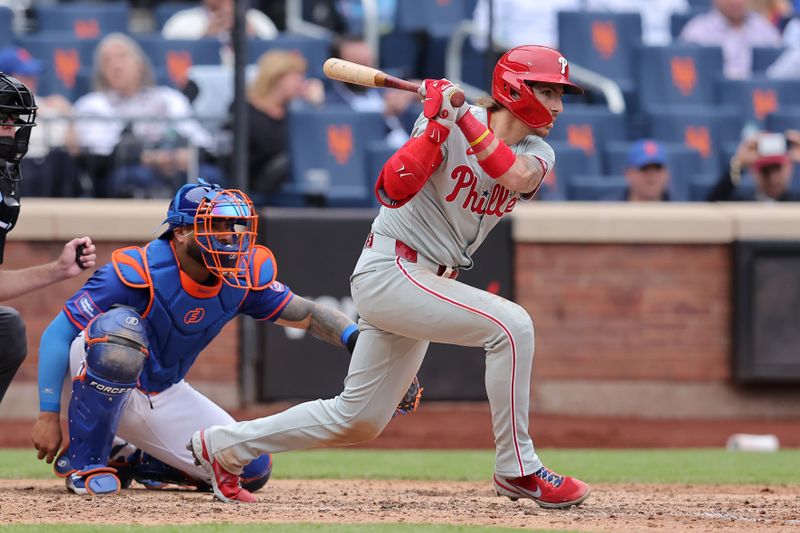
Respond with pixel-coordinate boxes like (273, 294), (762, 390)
(372, 106), (555, 269)
(203, 106), (554, 482)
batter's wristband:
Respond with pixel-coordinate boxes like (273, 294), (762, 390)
(478, 142), (517, 179)
(424, 119), (451, 146)
(341, 324), (359, 354)
(456, 110), (486, 142)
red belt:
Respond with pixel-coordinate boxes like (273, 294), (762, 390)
(365, 232), (459, 280)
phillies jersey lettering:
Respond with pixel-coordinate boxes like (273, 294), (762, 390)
(446, 165), (519, 215)
(372, 107), (554, 270)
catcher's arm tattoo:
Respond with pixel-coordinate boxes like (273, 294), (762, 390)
(275, 295), (353, 347)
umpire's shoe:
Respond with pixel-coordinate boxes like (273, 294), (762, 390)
(493, 466), (591, 509)
(187, 429), (256, 503)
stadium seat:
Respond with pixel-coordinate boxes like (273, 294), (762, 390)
(752, 46), (785, 74)
(0, 6), (12, 48)
(394, 0), (472, 38)
(16, 35), (99, 100)
(604, 141), (701, 201)
(547, 141), (602, 200)
(287, 106), (386, 207)
(566, 175), (628, 201)
(766, 108), (800, 132)
(636, 45), (723, 111)
(669, 8), (708, 40)
(34, 2), (130, 38)
(647, 108), (740, 177)
(135, 36), (221, 90)
(557, 11), (642, 95)
(248, 34), (332, 79)
(547, 104), (627, 171)
(717, 78), (800, 128)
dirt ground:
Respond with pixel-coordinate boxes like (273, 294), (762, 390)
(1, 479), (798, 532)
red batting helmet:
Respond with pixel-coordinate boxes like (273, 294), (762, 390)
(492, 45), (583, 129)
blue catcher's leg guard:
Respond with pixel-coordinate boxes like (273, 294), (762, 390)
(241, 454), (272, 493)
(64, 307), (149, 496)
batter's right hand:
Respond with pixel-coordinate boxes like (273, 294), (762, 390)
(420, 78), (466, 129)
(32, 411), (63, 463)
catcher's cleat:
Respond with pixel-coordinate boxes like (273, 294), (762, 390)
(493, 466), (591, 509)
(187, 429), (256, 503)
(65, 465), (122, 496)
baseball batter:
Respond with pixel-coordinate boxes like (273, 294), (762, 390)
(32, 181), (420, 499)
(190, 45), (591, 509)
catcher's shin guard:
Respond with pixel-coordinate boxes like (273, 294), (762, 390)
(66, 308), (148, 478)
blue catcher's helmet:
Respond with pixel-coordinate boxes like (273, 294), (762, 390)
(161, 179), (258, 289)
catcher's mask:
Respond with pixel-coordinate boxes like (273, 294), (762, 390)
(0, 72), (37, 168)
(162, 180), (259, 289)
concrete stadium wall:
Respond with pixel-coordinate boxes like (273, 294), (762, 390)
(2, 200), (800, 447)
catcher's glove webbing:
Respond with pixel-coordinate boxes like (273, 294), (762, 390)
(394, 376), (423, 417)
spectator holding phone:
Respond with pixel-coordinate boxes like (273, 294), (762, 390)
(707, 129), (800, 201)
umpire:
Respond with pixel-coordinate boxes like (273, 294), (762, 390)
(0, 72), (96, 405)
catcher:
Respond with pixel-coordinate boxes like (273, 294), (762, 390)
(32, 180), (422, 497)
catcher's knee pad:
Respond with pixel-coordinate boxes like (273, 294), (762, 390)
(67, 308), (149, 473)
(241, 454), (272, 493)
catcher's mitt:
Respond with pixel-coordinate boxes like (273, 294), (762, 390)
(394, 376), (423, 417)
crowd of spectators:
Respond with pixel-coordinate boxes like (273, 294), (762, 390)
(0, 0), (797, 204)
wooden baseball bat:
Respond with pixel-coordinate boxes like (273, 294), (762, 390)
(323, 58), (466, 107)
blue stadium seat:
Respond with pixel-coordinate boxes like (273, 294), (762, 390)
(558, 11), (642, 95)
(647, 108), (740, 177)
(670, 8), (708, 40)
(567, 175), (628, 201)
(365, 140), (396, 206)
(752, 46), (785, 73)
(718, 78), (800, 128)
(0, 6), (12, 48)
(16, 35), (99, 100)
(34, 2), (130, 38)
(394, 0), (472, 38)
(547, 104), (627, 171)
(547, 141), (601, 200)
(604, 141), (701, 201)
(636, 45), (723, 111)
(248, 34), (331, 79)
(135, 36), (221, 90)
(766, 108), (800, 132)
(287, 106), (386, 207)
(154, 2), (195, 30)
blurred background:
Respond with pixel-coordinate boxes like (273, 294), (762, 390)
(1, 0), (800, 450)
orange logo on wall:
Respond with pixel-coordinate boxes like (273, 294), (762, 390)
(327, 125), (353, 164)
(184, 308), (205, 325)
(166, 51), (193, 88)
(671, 57), (697, 96)
(685, 126), (711, 159)
(566, 125), (595, 155)
(74, 19), (100, 39)
(54, 49), (80, 89)
(591, 21), (617, 60)
(752, 89), (778, 120)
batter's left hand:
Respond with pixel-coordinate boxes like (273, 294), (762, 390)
(419, 79), (467, 129)
(59, 236), (96, 277)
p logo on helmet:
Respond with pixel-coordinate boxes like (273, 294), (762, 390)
(492, 45), (583, 129)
